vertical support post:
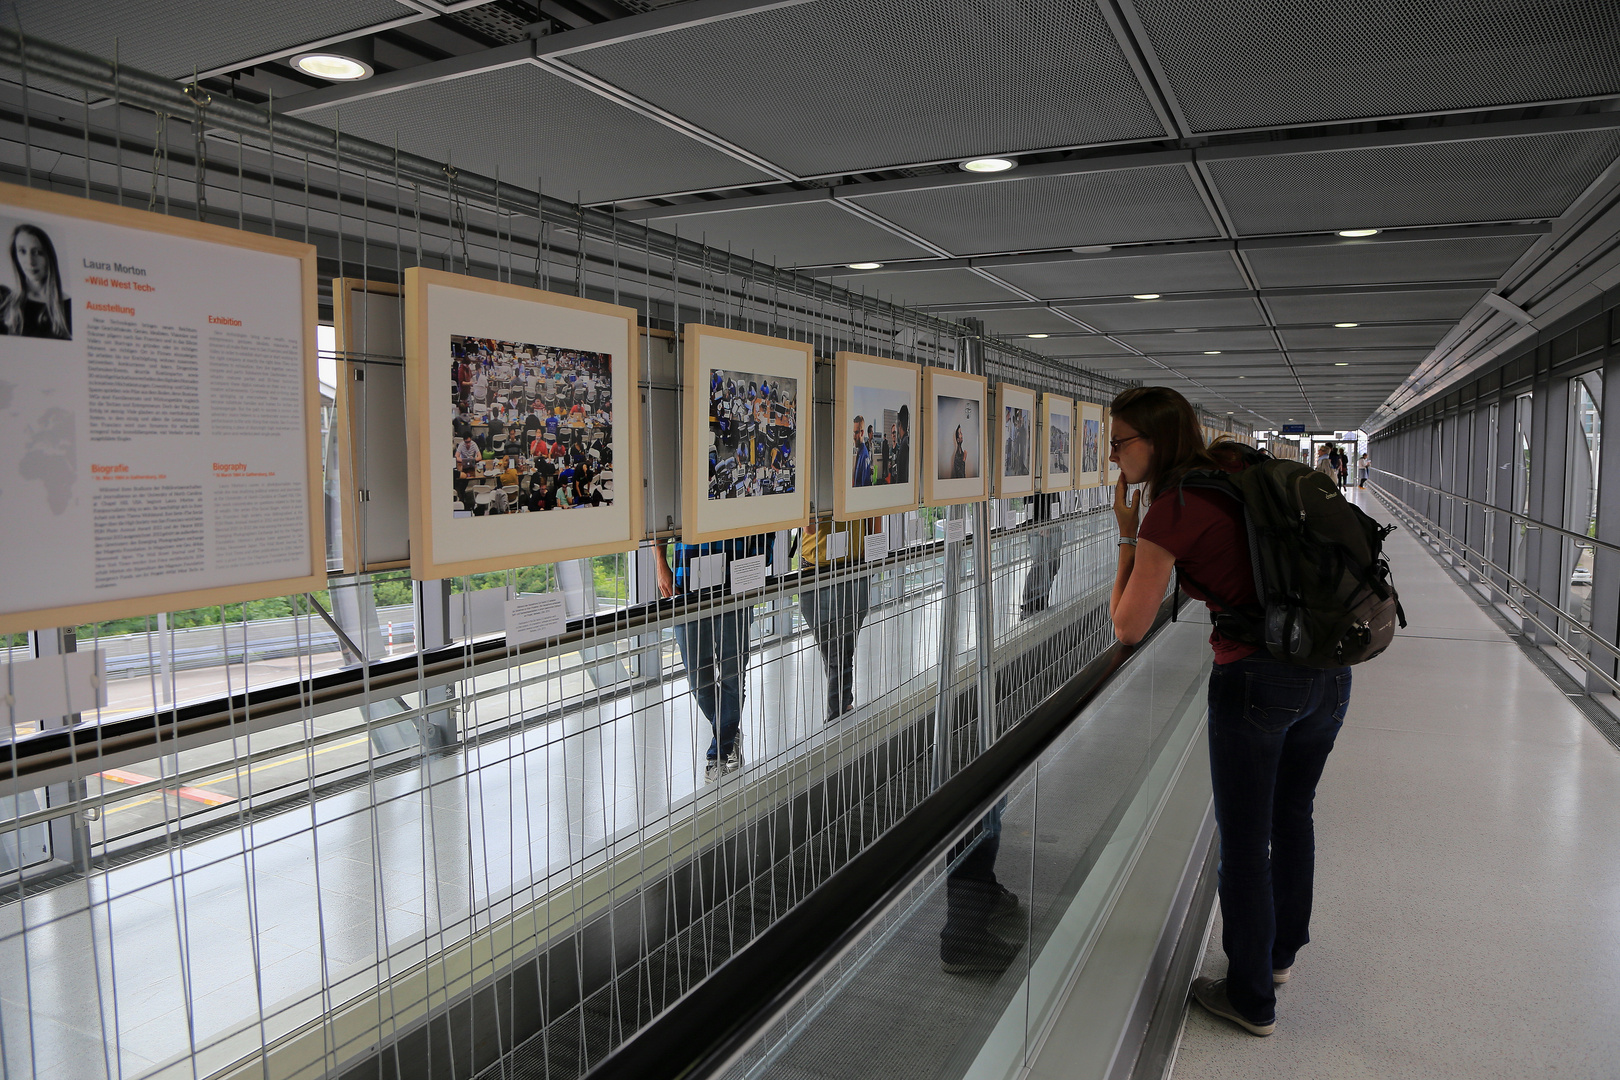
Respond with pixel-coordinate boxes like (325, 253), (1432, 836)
(963, 324), (996, 754)
(414, 578), (457, 747)
(33, 629), (87, 868)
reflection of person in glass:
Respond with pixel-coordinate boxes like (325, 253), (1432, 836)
(950, 425), (966, 479)
(1, 225), (71, 339)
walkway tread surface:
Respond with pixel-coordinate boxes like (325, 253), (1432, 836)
(1171, 486), (1620, 1080)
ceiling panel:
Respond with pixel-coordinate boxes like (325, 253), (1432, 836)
(1063, 297), (1266, 332)
(1243, 234), (1537, 288)
(563, 0), (1166, 177)
(1281, 325), (1449, 349)
(302, 65), (772, 204)
(1044, 337), (1138, 357)
(992, 248), (1248, 299)
(974, 309), (1089, 336)
(825, 268), (1020, 306)
(1287, 349), (1432, 367)
(641, 201), (934, 267)
(1205, 129), (1620, 235)
(845, 165), (1219, 256)
(17, 0), (411, 79)
(1126, 0), (1620, 133)
(1264, 288), (1485, 325)
(1116, 329), (1281, 353)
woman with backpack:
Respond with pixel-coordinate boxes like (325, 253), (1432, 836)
(1107, 386), (1353, 1038)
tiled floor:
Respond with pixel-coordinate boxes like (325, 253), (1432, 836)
(1172, 486), (1620, 1079)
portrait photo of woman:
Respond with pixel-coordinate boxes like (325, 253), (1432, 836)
(1, 223), (72, 340)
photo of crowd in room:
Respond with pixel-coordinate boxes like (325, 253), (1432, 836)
(706, 366), (798, 500)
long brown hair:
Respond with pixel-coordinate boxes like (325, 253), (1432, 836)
(1108, 386), (1246, 498)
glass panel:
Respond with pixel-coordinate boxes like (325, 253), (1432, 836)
(1511, 393), (1533, 580)
(1563, 372), (1601, 638)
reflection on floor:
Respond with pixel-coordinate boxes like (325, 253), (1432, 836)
(1172, 486), (1620, 1079)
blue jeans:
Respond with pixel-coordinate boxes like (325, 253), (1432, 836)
(1207, 655), (1350, 1023)
(674, 607), (754, 760)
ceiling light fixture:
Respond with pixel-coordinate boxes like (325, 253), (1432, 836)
(1204, 350), (1222, 354)
(1027, 333), (1049, 339)
(1337, 228), (1380, 238)
(291, 39), (375, 81)
(1072, 244), (1112, 254)
(1335, 362), (1350, 366)
(1334, 322), (1359, 327)
(1132, 293), (1160, 300)
(961, 157), (1016, 173)
(846, 262), (883, 270)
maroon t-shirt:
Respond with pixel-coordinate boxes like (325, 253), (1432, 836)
(1138, 484), (1259, 664)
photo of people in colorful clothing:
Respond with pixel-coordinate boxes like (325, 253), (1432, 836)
(706, 366), (798, 500)
(849, 385), (911, 488)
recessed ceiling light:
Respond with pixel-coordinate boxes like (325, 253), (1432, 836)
(291, 40), (374, 80)
(1334, 361), (1350, 366)
(846, 262), (883, 270)
(1334, 322), (1359, 327)
(1337, 228), (1380, 238)
(1072, 245), (1113, 254)
(1132, 293), (1160, 300)
(1174, 327), (1199, 333)
(1027, 333), (1049, 339)
(1204, 350), (1222, 354)
(961, 157), (1016, 173)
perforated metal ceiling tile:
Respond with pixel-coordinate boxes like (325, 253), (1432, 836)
(1116, 329), (1281, 353)
(1244, 234), (1538, 288)
(974, 309), (1089, 336)
(301, 65), (770, 205)
(1281, 325), (1449, 349)
(1264, 288), (1486, 325)
(1206, 130), (1620, 236)
(1126, 0), (1620, 133)
(847, 166), (1219, 257)
(1051, 337), (1137, 357)
(1286, 349), (1433, 366)
(15, 0), (411, 79)
(563, 0), (1165, 177)
(641, 202), (934, 268)
(825, 268), (1021, 307)
(990, 249), (1248, 299)
(1062, 297), (1266, 332)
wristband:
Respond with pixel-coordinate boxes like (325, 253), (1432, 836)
(1117, 536), (1137, 547)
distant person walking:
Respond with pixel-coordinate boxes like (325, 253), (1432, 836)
(1358, 451), (1371, 489)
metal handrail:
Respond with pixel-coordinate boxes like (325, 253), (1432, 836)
(1372, 468), (1618, 554)
(1369, 484), (1620, 693)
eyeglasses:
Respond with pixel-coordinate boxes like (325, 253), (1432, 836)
(1109, 435), (1145, 452)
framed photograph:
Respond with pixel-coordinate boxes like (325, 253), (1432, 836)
(834, 350), (919, 521)
(683, 323), (812, 543)
(995, 383), (1036, 498)
(1041, 393), (1074, 492)
(1077, 400), (1105, 488)
(0, 182), (322, 635)
(332, 278), (410, 574)
(404, 267), (642, 579)
(923, 367), (988, 507)
(1103, 406), (1122, 485)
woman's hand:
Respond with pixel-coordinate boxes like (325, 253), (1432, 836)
(1113, 475), (1141, 539)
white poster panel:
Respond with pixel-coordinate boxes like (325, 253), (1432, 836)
(833, 351), (919, 521)
(923, 368), (988, 507)
(995, 383), (1036, 498)
(1078, 400), (1106, 488)
(682, 324), (812, 544)
(1041, 393), (1075, 492)
(406, 268), (642, 579)
(0, 183), (321, 635)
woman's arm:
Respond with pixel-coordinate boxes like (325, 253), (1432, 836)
(1108, 476), (1176, 645)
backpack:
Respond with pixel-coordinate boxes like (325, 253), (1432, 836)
(1174, 447), (1406, 668)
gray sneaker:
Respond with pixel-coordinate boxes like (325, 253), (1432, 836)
(1190, 976), (1275, 1036)
(722, 741), (743, 774)
(704, 759), (722, 785)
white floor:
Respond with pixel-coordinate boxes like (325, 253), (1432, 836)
(1171, 486), (1620, 1079)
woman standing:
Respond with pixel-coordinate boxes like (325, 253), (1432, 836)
(1, 224), (72, 339)
(1358, 451), (1371, 489)
(1107, 386), (1351, 1038)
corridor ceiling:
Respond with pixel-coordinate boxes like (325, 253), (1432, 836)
(29, 0), (1620, 431)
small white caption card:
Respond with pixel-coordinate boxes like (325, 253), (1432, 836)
(693, 552), (728, 590)
(826, 530), (849, 559)
(864, 531), (889, 564)
(729, 553), (767, 595)
(4, 650), (107, 725)
(945, 518), (966, 544)
(505, 593), (568, 646)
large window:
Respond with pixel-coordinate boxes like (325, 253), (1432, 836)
(1564, 372), (1601, 630)
(1511, 393), (1534, 580)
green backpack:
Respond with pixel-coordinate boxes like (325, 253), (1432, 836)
(1175, 449), (1406, 668)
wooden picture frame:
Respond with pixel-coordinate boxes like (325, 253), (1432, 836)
(332, 278), (410, 575)
(0, 182), (323, 635)
(1104, 406), (1123, 485)
(994, 383), (1037, 498)
(923, 367), (989, 507)
(833, 350), (919, 521)
(1077, 400), (1106, 488)
(682, 323), (813, 543)
(1040, 393), (1074, 493)
(403, 267), (643, 579)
